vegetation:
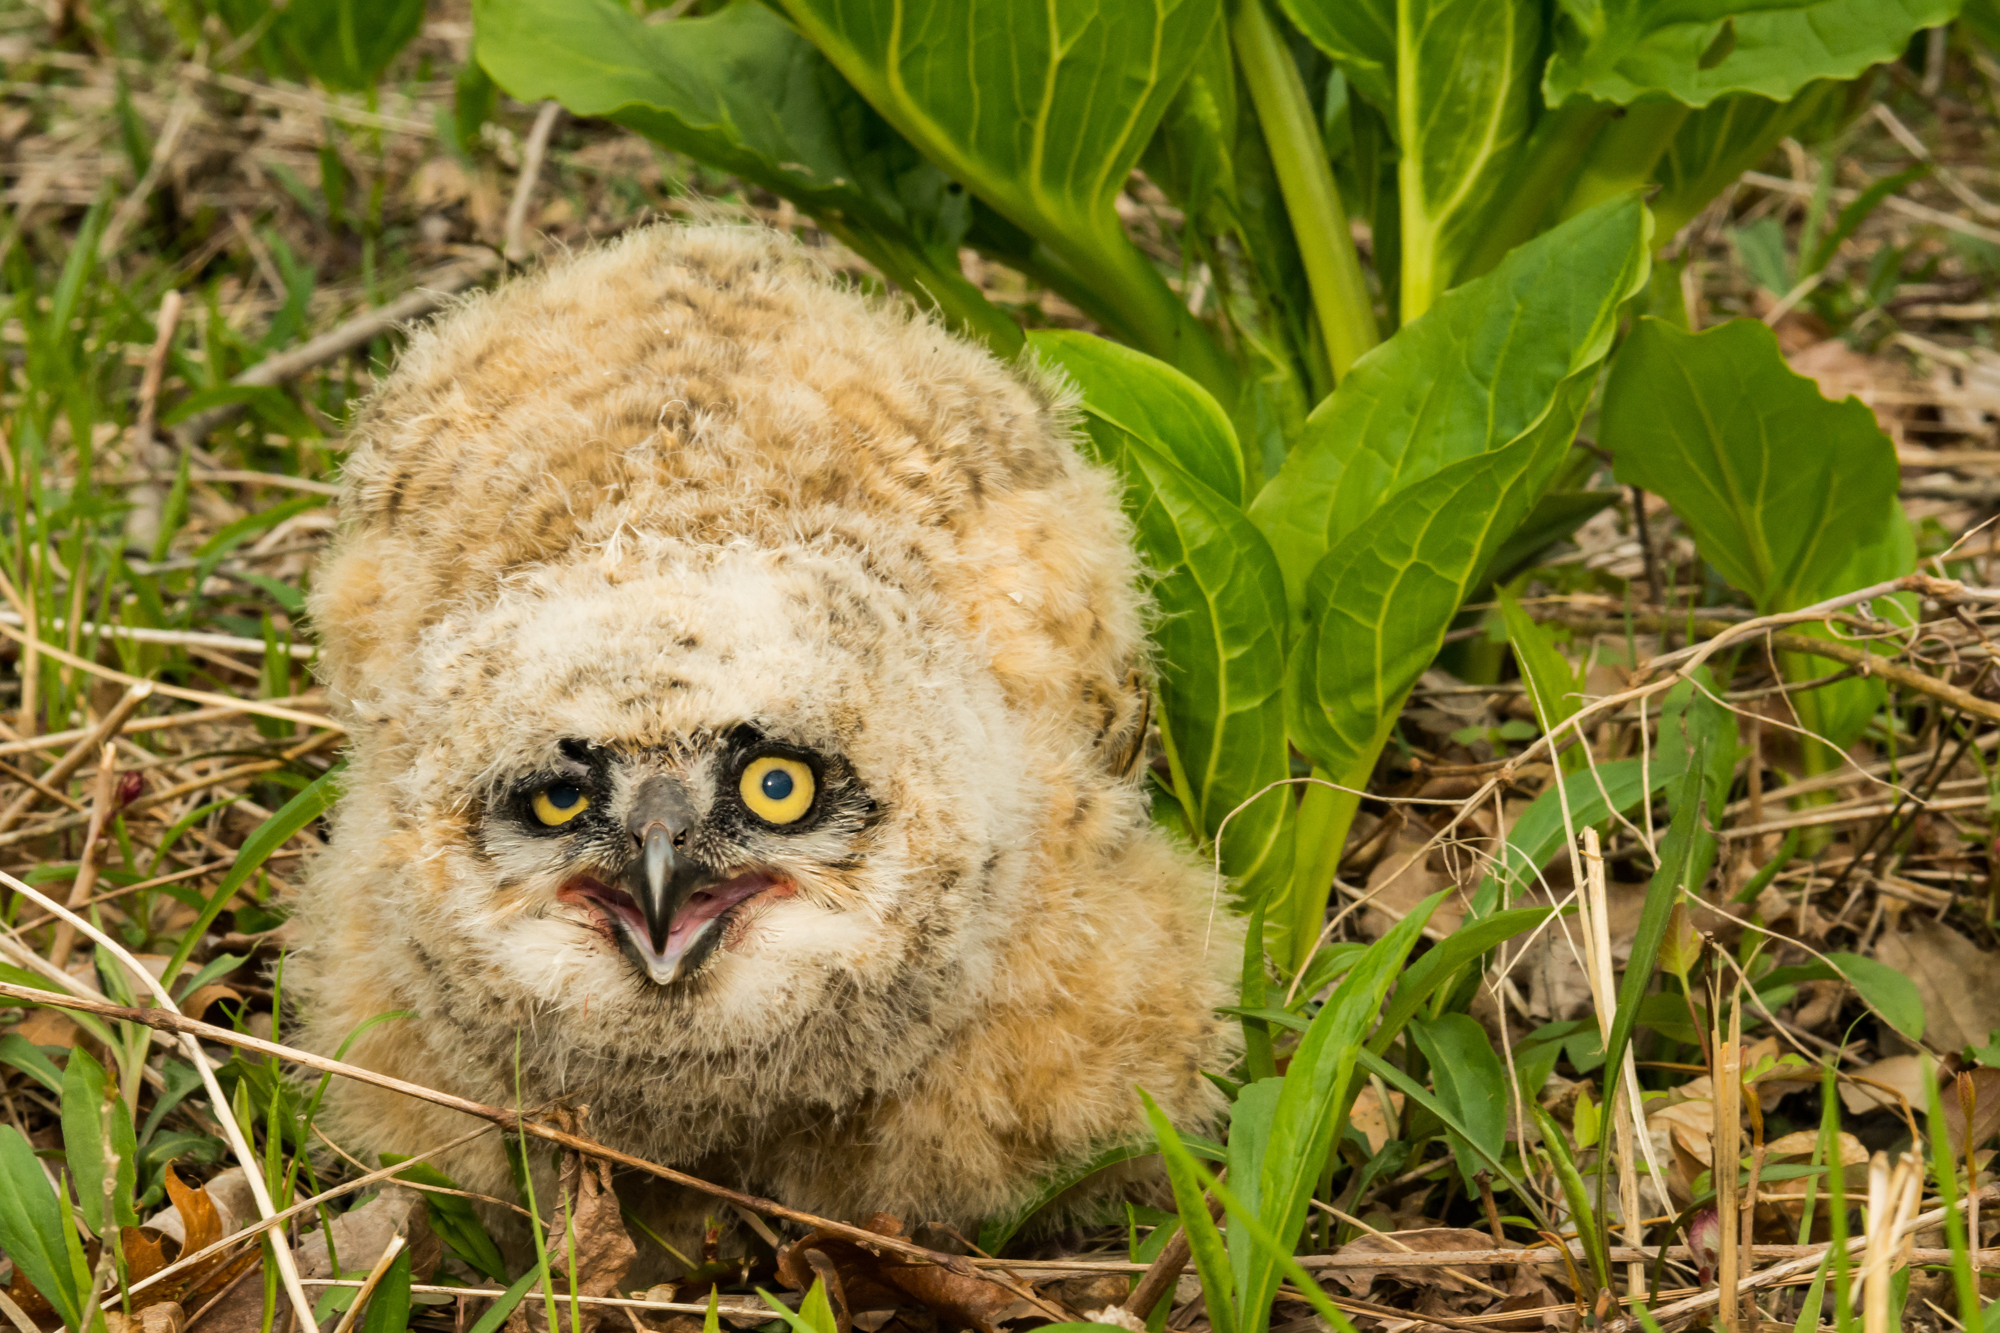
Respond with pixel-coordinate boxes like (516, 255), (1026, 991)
(0, 0), (1997, 1332)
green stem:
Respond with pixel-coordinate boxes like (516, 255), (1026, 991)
(1554, 99), (1690, 222)
(820, 218), (1025, 359)
(1280, 766), (1362, 974)
(1085, 219), (1242, 405)
(1233, 0), (1380, 384)
(1456, 99), (1612, 284)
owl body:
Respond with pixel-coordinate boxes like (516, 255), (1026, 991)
(289, 225), (1236, 1250)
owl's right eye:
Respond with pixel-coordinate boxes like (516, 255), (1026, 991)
(531, 783), (590, 827)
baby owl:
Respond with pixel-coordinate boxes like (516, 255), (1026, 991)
(289, 224), (1237, 1257)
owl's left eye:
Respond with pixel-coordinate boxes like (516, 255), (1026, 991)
(532, 783), (591, 826)
(739, 755), (815, 825)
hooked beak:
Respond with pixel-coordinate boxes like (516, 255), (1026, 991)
(618, 776), (723, 979)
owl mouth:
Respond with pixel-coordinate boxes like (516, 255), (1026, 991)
(560, 870), (781, 985)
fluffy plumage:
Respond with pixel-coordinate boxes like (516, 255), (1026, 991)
(288, 223), (1237, 1258)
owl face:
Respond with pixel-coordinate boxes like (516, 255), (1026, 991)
(479, 723), (876, 986)
(387, 538), (1037, 1052)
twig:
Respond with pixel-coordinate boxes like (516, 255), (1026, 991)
(504, 101), (562, 262)
(45, 744), (120, 970)
(1629, 1187), (2000, 1330)
(0, 610), (318, 660)
(0, 682), (151, 835)
(170, 256), (499, 446)
(327, 1234), (406, 1333)
(99, 92), (195, 259)
(1742, 170), (2000, 247)
(0, 624), (340, 732)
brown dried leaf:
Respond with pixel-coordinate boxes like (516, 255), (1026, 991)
(1837, 1055), (1937, 1115)
(1363, 833), (1458, 939)
(777, 1216), (1025, 1333)
(1943, 1068), (2000, 1156)
(1874, 918), (2000, 1056)
(122, 1226), (170, 1287)
(550, 1146), (637, 1332)
(164, 1166), (222, 1256)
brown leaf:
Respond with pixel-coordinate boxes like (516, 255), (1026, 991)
(1363, 833), (1459, 940)
(104, 1300), (186, 1333)
(549, 1145), (637, 1333)
(778, 1216), (1025, 1333)
(165, 1166), (222, 1257)
(1837, 1055), (1937, 1115)
(122, 1227), (170, 1287)
(1323, 1228), (1507, 1297)
(1943, 1068), (2000, 1157)
(1874, 918), (2000, 1056)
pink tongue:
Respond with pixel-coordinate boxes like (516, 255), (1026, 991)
(653, 872), (775, 955)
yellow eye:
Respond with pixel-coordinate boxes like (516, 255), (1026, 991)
(531, 783), (590, 826)
(739, 756), (815, 825)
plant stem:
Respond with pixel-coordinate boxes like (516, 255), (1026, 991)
(1555, 99), (1690, 222)
(821, 219), (1025, 359)
(1457, 99), (1612, 283)
(1233, 0), (1379, 384)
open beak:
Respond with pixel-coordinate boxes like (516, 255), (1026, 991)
(614, 776), (721, 983)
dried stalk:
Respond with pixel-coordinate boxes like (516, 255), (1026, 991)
(45, 744), (120, 969)
(1714, 990), (1742, 1332)
(0, 682), (151, 835)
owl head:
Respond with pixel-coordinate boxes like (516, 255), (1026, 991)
(308, 224), (1155, 1081)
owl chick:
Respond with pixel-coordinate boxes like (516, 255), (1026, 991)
(287, 223), (1238, 1257)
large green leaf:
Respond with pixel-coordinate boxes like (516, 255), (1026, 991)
(0, 1124), (82, 1330)
(1285, 437), (1555, 784)
(1034, 331), (1292, 900)
(1605, 317), (1904, 612)
(776, 0), (1234, 395)
(472, 0), (1015, 351)
(1396, 0), (1542, 320)
(1650, 83), (1846, 236)
(1603, 317), (1914, 750)
(1237, 897), (1436, 1333)
(1408, 1014), (1509, 1187)
(1544, 0), (1961, 109)
(62, 1045), (138, 1236)
(1251, 196), (1650, 619)
(1275, 0), (1395, 110)
(1035, 331), (1246, 504)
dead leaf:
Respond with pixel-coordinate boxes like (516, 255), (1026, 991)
(1943, 1068), (2000, 1156)
(1753, 1130), (1868, 1239)
(1874, 918), (2000, 1055)
(179, 984), (242, 1019)
(165, 1165), (222, 1255)
(1838, 1055), (1937, 1116)
(123, 1226), (170, 1287)
(548, 1141), (637, 1333)
(1363, 833), (1459, 939)
(105, 1301), (186, 1333)
(1349, 1086), (1405, 1155)
(1486, 1262), (1566, 1332)
(777, 1214), (1030, 1333)
(1323, 1228), (1507, 1297)
(14, 1005), (79, 1049)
